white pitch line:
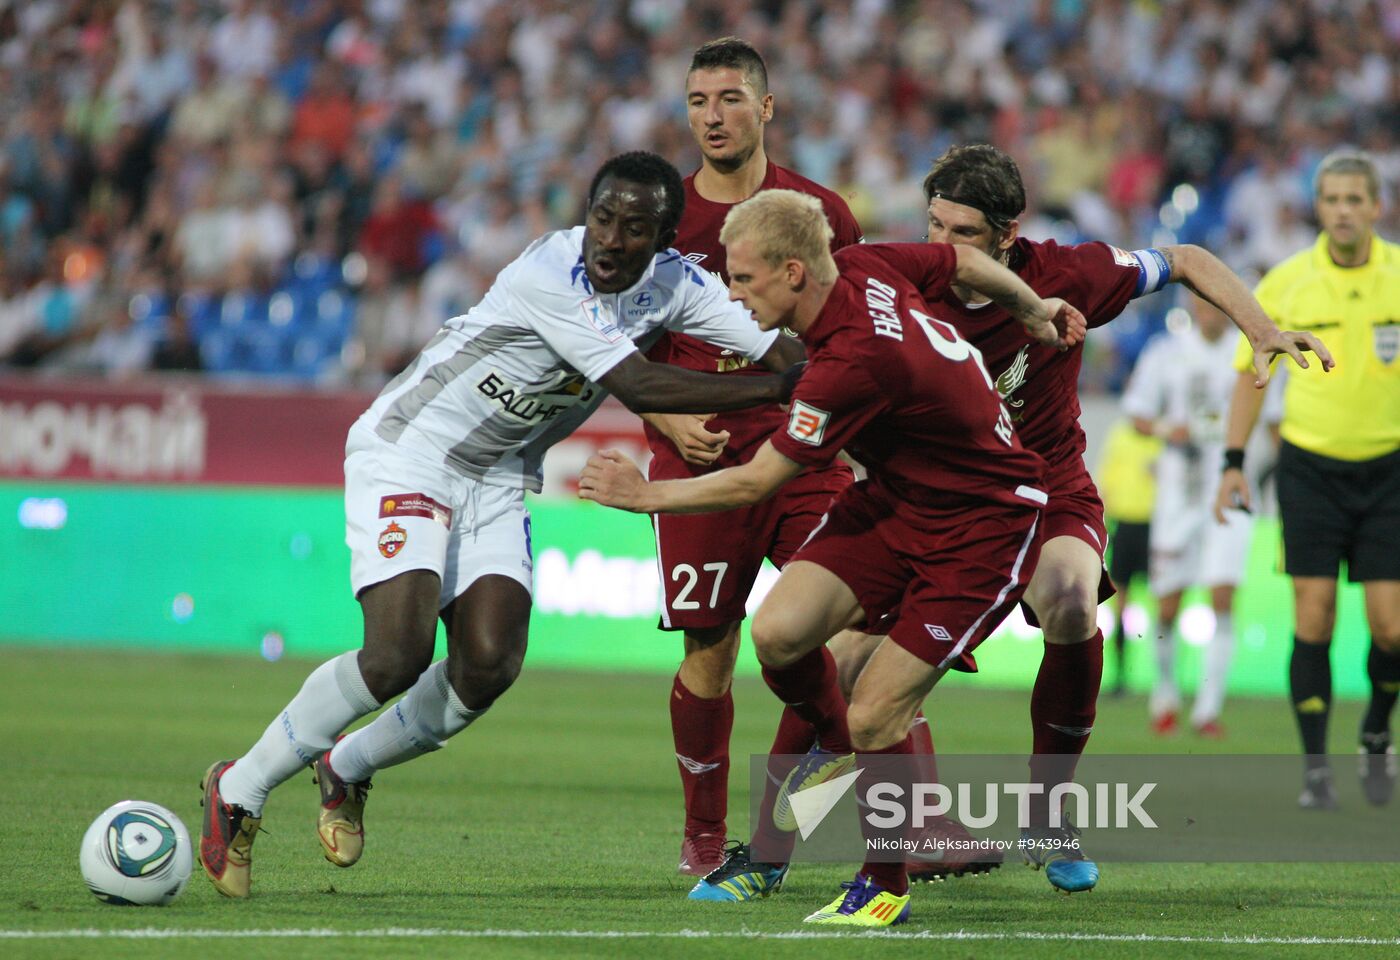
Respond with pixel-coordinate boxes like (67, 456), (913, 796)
(1, 929), (1398, 946)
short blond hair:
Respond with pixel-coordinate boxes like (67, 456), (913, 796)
(1314, 150), (1381, 202)
(720, 189), (837, 284)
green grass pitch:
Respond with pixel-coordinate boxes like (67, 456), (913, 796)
(3, 646), (1397, 959)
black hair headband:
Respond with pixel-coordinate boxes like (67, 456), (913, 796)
(927, 190), (1017, 226)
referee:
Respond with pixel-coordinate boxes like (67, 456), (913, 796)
(1215, 150), (1399, 810)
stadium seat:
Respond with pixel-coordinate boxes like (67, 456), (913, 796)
(198, 329), (240, 373)
(290, 332), (335, 381)
(267, 290), (300, 331)
(314, 290), (355, 341)
(242, 327), (288, 375)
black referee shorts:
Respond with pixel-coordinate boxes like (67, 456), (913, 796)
(1107, 519), (1150, 590)
(1276, 440), (1400, 582)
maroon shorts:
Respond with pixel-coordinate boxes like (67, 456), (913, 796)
(1019, 462), (1115, 627)
(651, 461), (854, 630)
(1042, 461), (1109, 557)
(794, 480), (1044, 672)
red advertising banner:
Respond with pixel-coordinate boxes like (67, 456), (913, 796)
(0, 375), (649, 489)
(0, 376), (369, 486)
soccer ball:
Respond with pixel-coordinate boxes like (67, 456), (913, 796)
(79, 801), (193, 906)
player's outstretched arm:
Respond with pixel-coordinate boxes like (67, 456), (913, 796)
(600, 353), (802, 414)
(951, 246), (1087, 349)
(1161, 244), (1335, 386)
(580, 441), (804, 514)
(1213, 370), (1267, 523)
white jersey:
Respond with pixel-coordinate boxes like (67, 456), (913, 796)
(1124, 326), (1253, 587)
(1122, 326), (1242, 499)
(352, 226), (778, 491)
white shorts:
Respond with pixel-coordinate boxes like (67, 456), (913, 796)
(344, 435), (534, 609)
(1148, 498), (1251, 597)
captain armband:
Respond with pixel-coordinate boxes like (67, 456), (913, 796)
(1130, 248), (1172, 298)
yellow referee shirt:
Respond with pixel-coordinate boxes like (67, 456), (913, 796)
(1096, 421), (1160, 523)
(1233, 232), (1400, 461)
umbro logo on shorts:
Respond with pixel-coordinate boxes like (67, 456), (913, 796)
(925, 624), (953, 642)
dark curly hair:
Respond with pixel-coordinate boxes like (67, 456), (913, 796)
(922, 144), (1026, 234)
(587, 151), (686, 240)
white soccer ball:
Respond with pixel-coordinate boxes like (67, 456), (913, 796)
(79, 801), (193, 906)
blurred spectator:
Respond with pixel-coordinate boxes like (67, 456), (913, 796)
(291, 63), (357, 160)
(207, 0), (278, 80)
(78, 288), (157, 378)
(152, 299), (203, 373)
(174, 180), (235, 285)
(168, 56), (248, 146)
(358, 174), (440, 279)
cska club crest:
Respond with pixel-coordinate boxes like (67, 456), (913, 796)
(378, 521), (407, 558)
(1375, 324), (1398, 365)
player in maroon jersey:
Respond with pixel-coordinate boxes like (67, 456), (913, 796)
(580, 189), (1086, 925)
(638, 38), (866, 879)
(829, 144), (1331, 893)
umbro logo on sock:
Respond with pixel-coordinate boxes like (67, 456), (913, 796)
(1047, 723), (1094, 737)
(676, 753), (722, 775)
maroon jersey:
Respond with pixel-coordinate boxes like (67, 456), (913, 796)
(644, 162), (863, 474)
(769, 243), (1046, 520)
(926, 238), (1141, 483)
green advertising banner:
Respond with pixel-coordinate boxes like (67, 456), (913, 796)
(0, 481), (1373, 697)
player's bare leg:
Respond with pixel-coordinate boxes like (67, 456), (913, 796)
(752, 561), (864, 668)
(673, 622), (741, 876)
(1291, 576), (1338, 808)
(310, 570), (444, 868)
(1022, 536), (1104, 892)
(356, 570), (446, 700)
(829, 629), (1003, 882)
(1149, 588), (1184, 734)
(751, 562), (861, 837)
(1359, 580), (1400, 806)
(830, 631), (934, 758)
(321, 575), (530, 864)
(439, 574), (531, 710)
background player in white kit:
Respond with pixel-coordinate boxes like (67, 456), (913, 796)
(1122, 293), (1257, 737)
(195, 152), (807, 899)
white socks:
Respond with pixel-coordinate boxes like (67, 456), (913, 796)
(328, 660), (486, 784)
(220, 651), (381, 815)
(1150, 620), (1180, 716)
(1192, 613), (1235, 726)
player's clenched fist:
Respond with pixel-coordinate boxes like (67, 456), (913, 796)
(1035, 298), (1087, 351)
(579, 449), (648, 511)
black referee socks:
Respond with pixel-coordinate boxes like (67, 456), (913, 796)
(1290, 637), (1332, 765)
(1362, 641), (1400, 743)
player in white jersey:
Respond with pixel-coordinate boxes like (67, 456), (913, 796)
(196, 152), (808, 898)
(1122, 293), (1253, 737)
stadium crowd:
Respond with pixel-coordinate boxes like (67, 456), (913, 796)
(0, 0), (1395, 387)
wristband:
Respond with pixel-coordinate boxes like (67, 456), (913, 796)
(1222, 448), (1245, 472)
